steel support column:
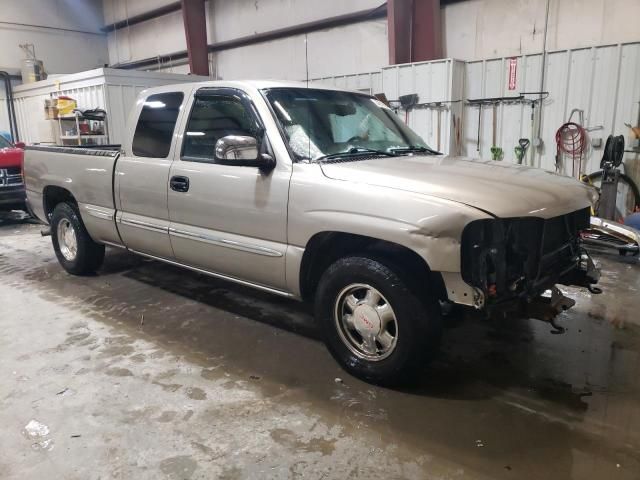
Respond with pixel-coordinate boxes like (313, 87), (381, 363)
(388, 0), (441, 64)
(181, 0), (209, 76)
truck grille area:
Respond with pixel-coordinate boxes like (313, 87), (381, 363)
(0, 167), (23, 188)
(534, 208), (590, 288)
(461, 207), (590, 302)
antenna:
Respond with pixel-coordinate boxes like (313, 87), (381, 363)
(304, 33), (309, 88)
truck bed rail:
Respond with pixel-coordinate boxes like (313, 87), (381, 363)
(25, 145), (121, 157)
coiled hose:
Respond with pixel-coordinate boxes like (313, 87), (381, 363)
(555, 122), (587, 176)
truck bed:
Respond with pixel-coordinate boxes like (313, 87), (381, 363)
(24, 144), (123, 246)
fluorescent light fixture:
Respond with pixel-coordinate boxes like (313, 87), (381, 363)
(144, 101), (166, 109)
(186, 131), (205, 136)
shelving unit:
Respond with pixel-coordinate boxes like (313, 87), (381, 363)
(56, 113), (108, 146)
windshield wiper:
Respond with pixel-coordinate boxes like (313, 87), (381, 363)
(390, 145), (441, 155)
(315, 147), (395, 162)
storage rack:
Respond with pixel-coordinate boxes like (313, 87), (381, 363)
(57, 112), (108, 146)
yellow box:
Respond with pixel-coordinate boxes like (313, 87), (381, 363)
(56, 97), (77, 116)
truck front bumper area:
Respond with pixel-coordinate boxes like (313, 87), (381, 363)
(0, 185), (26, 211)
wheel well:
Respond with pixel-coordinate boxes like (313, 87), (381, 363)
(43, 186), (76, 221)
(299, 232), (447, 302)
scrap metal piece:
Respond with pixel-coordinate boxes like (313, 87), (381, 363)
(582, 217), (640, 255)
(526, 286), (575, 325)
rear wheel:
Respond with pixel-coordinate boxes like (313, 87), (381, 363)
(51, 202), (105, 275)
(315, 256), (442, 386)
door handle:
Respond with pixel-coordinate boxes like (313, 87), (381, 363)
(170, 175), (190, 192)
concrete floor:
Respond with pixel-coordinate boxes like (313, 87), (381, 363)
(1, 217), (639, 480)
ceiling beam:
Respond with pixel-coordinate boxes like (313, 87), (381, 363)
(102, 2), (182, 32)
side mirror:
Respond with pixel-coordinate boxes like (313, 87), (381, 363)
(14, 141), (26, 149)
(215, 135), (259, 161)
(214, 135), (275, 171)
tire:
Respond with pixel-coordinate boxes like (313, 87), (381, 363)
(315, 256), (442, 386)
(51, 202), (105, 275)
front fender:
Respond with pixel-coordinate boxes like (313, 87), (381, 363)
(288, 164), (491, 306)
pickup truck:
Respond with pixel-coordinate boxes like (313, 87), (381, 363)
(24, 80), (600, 385)
(0, 135), (25, 211)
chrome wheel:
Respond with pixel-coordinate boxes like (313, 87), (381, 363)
(334, 283), (398, 361)
(57, 218), (78, 261)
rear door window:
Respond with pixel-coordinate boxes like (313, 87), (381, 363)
(132, 92), (184, 158)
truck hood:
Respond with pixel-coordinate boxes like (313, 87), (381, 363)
(319, 155), (595, 219)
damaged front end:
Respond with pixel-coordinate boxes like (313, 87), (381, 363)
(460, 207), (600, 324)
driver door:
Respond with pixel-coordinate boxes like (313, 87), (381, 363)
(167, 87), (290, 291)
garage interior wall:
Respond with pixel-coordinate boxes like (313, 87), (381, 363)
(315, 43), (640, 184)
(0, 0), (107, 73)
(442, 0), (640, 61)
(102, 0), (640, 78)
(0, 0), (108, 134)
(103, 0), (389, 80)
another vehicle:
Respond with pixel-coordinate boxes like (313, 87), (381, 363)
(0, 135), (25, 211)
(24, 81), (600, 385)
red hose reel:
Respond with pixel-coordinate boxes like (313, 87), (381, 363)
(555, 121), (587, 177)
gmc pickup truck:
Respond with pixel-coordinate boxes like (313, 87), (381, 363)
(25, 81), (600, 385)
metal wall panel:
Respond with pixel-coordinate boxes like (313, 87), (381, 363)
(463, 43), (640, 182)
(381, 59), (465, 155)
(311, 44), (639, 181)
(309, 71), (382, 94)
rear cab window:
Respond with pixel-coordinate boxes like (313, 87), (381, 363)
(132, 92), (184, 158)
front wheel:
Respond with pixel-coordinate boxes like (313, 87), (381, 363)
(51, 202), (105, 275)
(315, 256), (442, 386)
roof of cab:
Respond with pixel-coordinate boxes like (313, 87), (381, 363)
(140, 79), (360, 96)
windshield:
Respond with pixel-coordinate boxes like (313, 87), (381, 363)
(0, 135), (12, 149)
(262, 88), (432, 162)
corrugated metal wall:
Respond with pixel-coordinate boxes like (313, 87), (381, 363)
(310, 43), (640, 183)
(381, 59), (465, 156)
(309, 71), (382, 94)
(463, 43), (640, 180)
(311, 60), (466, 155)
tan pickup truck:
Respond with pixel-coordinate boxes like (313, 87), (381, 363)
(24, 81), (600, 385)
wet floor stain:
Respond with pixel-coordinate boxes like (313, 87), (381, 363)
(152, 380), (183, 392)
(186, 387), (207, 400)
(270, 428), (337, 456)
(105, 367), (134, 377)
(159, 455), (198, 479)
(157, 411), (178, 423)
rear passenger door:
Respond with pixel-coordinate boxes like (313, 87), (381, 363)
(115, 90), (185, 259)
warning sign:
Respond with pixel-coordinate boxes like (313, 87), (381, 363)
(508, 58), (518, 90)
